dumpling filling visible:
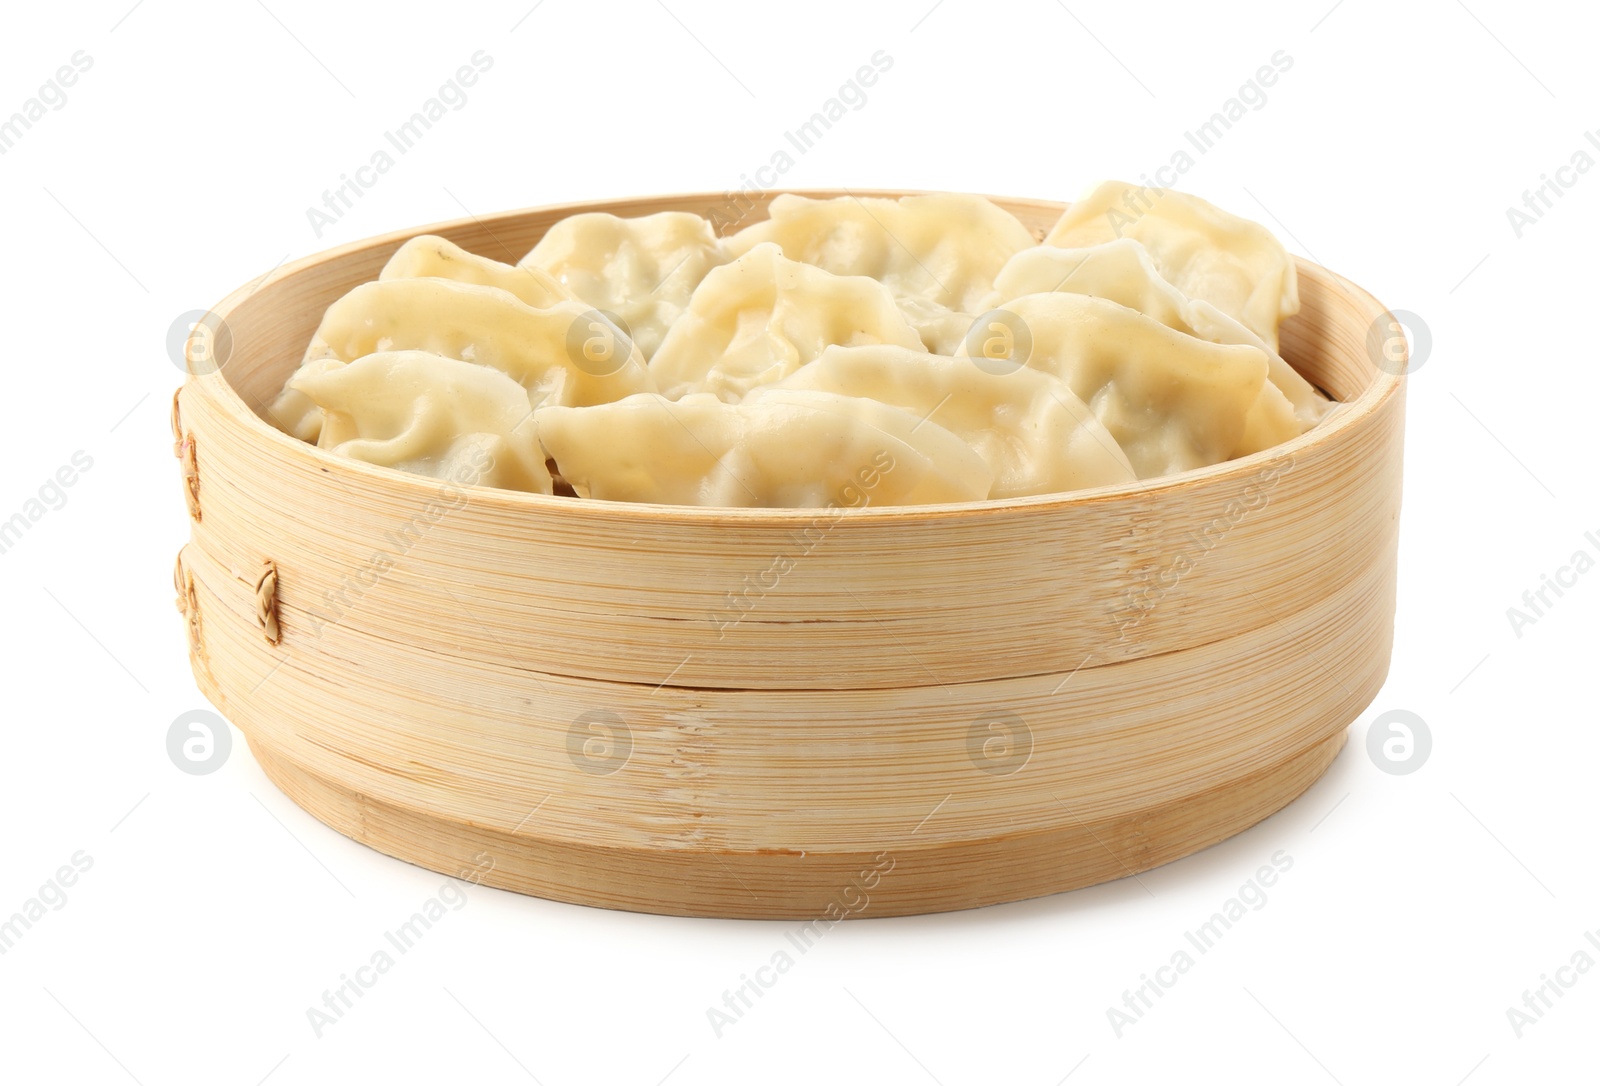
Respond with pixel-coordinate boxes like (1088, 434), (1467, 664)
(270, 183), (1334, 507)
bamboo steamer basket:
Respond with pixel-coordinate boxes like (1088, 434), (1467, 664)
(171, 190), (1406, 919)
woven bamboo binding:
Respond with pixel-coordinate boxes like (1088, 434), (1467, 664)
(172, 191), (1406, 919)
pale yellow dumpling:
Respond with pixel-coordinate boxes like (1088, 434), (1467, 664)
(536, 389), (991, 507)
(1045, 180), (1299, 351)
(959, 293), (1270, 479)
(381, 234), (575, 310)
(521, 211), (726, 360)
(770, 344), (1136, 499)
(726, 192), (1035, 354)
(986, 238), (1332, 444)
(649, 243), (926, 402)
(288, 350), (552, 494)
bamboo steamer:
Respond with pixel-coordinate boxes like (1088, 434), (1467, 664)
(171, 191), (1406, 919)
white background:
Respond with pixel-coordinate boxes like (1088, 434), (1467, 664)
(1, 0), (1595, 1082)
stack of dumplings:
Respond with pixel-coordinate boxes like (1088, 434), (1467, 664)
(269, 181), (1335, 508)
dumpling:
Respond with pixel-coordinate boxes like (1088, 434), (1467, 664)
(298, 279), (648, 404)
(986, 238), (1332, 436)
(536, 389), (991, 507)
(1044, 180), (1299, 350)
(989, 237), (1212, 334)
(520, 211), (726, 360)
(269, 277), (652, 443)
(771, 344), (1135, 498)
(958, 293), (1270, 479)
(268, 375), (333, 444)
(725, 193), (1036, 354)
(648, 243), (926, 401)
(287, 350), (552, 493)
(292, 277), (651, 407)
(892, 295), (980, 357)
(381, 234), (575, 310)
(725, 192), (1035, 313)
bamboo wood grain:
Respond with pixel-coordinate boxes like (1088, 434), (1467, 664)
(173, 191), (1407, 918)
(244, 733), (1348, 919)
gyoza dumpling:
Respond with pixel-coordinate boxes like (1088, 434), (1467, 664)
(536, 389), (991, 507)
(960, 293), (1271, 479)
(893, 295), (981, 358)
(269, 375), (335, 444)
(286, 350), (552, 493)
(771, 344), (1135, 498)
(1044, 181), (1299, 350)
(725, 193), (1036, 355)
(989, 238), (1214, 335)
(520, 211), (726, 360)
(277, 277), (652, 423)
(381, 234), (575, 310)
(986, 239), (1332, 437)
(649, 243), (926, 401)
